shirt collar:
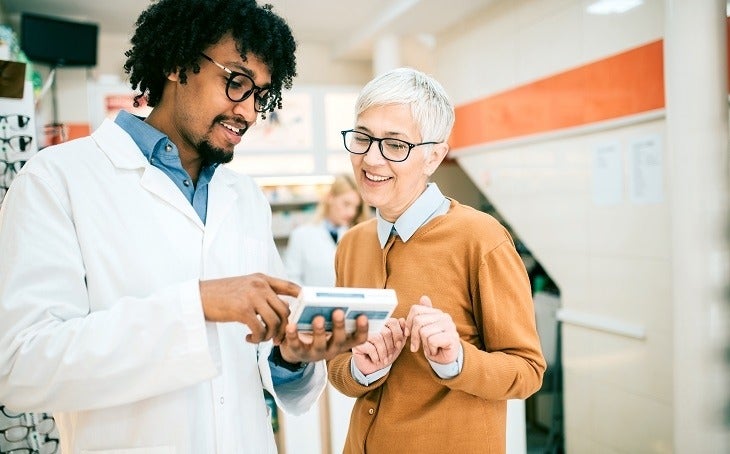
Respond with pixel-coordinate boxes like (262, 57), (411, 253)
(376, 182), (448, 247)
(114, 110), (168, 160)
(114, 110), (220, 173)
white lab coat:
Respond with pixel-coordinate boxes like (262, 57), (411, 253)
(0, 119), (326, 454)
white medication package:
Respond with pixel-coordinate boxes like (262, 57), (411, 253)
(288, 286), (398, 334)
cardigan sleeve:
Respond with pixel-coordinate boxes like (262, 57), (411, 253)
(434, 239), (546, 399)
(327, 353), (389, 398)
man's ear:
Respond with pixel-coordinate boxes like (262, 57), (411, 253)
(167, 68), (181, 82)
(424, 142), (449, 176)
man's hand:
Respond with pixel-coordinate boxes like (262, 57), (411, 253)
(199, 273), (300, 344)
(352, 317), (407, 375)
(278, 309), (368, 363)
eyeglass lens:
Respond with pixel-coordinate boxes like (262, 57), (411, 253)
(226, 74), (272, 112)
(0, 424), (29, 443)
(0, 115), (30, 131)
(37, 437), (59, 454)
(0, 407), (59, 454)
(342, 130), (413, 162)
(0, 136), (33, 153)
(1, 160), (26, 177)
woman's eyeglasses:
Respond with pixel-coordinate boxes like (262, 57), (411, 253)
(341, 129), (441, 163)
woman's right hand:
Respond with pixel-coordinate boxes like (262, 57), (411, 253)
(352, 317), (407, 376)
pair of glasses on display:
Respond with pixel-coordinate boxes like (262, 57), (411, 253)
(0, 115), (30, 132)
(0, 415), (55, 444)
(0, 159), (27, 199)
(0, 159), (26, 183)
(0, 136), (33, 154)
(0, 408), (58, 454)
(0, 438), (59, 454)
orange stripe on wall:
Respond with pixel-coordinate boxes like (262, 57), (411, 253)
(450, 40), (665, 151)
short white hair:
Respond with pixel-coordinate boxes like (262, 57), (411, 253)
(354, 67), (455, 144)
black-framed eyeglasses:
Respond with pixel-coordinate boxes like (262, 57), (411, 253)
(0, 437), (59, 454)
(0, 115), (30, 131)
(1, 159), (26, 190)
(199, 53), (273, 112)
(0, 414), (55, 443)
(341, 129), (440, 163)
(0, 135), (33, 153)
(0, 423), (31, 443)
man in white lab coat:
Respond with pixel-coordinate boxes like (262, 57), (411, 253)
(0, 1), (368, 453)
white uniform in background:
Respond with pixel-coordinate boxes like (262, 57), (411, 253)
(284, 221), (354, 454)
(285, 222), (345, 286)
(0, 119), (326, 454)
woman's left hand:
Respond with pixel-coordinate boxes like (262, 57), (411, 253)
(405, 295), (460, 364)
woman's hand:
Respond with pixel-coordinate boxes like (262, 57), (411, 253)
(405, 295), (460, 364)
(352, 317), (407, 376)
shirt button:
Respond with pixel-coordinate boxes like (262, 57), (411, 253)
(220, 397), (224, 405)
(368, 408), (374, 415)
(165, 144), (172, 152)
(183, 180), (191, 187)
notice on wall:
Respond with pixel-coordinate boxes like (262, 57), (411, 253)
(628, 135), (663, 205)
(592, 141), (622, 206)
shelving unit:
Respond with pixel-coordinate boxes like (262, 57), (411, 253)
(256, 175), (334, 250)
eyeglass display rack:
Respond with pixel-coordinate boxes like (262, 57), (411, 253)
(0, 79), (39, 206)
(0, 406), (59, 454)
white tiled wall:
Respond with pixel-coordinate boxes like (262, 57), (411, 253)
(432, 0), (679, 451)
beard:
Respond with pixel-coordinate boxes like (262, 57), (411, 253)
(197, 139), (234, 166)
(196, 116), (249, 166)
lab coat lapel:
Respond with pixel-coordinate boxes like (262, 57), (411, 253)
(205, 169), (238, 243)
(92, 119), (204, 229)
(139, 168), (204, 228)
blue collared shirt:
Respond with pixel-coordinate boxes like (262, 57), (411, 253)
(114, 111), (217, 223)
(353, 183), (463, 385)
(115, 111), (305, 384)
(376, 182), (451, 247)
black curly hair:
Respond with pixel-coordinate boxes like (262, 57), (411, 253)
(123, 0), (296, 118)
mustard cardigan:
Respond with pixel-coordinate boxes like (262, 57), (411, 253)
(329, 199), (546, 454)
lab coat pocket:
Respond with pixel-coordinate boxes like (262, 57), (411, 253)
(81, 447), (175, 454)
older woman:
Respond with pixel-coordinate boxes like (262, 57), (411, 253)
(328, 67), (546, 454)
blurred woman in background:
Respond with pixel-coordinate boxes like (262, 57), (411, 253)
(285, 173), (370, 287)
(282, 173), (371, 454)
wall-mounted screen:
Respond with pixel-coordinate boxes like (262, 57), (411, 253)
(20, 13), (98, 67)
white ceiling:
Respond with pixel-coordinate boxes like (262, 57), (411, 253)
(1, 0), (496, 62)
